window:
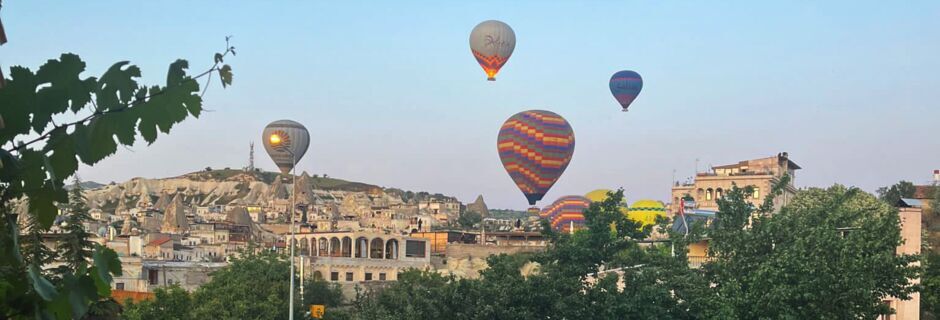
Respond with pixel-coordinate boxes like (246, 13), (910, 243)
(116, 282), (125, 290)
(345, 272), (354, 282)
(365, 273), (373, 281)
(148, 270), (159, 285)
(379, 273), (386, 281)
(705, 189), (713, 200)
(405, 240), (427, 258)
(330, 272), (339, 281)
(752, 187), (760, 199)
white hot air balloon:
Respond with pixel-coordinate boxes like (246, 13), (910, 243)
(469, 20), (516, 81)
(262, 120), (310, 174)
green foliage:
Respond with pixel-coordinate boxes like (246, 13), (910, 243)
(57, 176), (94, 272)
(344, 190), (715, 319)
(877, 180), (916, 205)
(122, 285), (193, 320)
(924, 252), (940, 319)
(0, 40), (233, 319)
(457, 210), (482, 229)
(124, 249), (344, 320)
(705, 184), (920, 319)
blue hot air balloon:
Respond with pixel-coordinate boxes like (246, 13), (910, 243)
(609, 70), (643, 112)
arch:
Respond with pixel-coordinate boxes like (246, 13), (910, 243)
(341, 237), (352, 257)
(355, 237), (369, 258)
(292, 238), (299, 254)
(309, 238), (316, 256)
(716, 188), (723, 199)
(330, 237), (341, 257)
(370, 238), (384, 259)
(385, 239), (399, 260)
(299, 238), (309, 256)
(318, 238), (328, 256)
(312, 271), (323, 281)
(706, 188), (713, 201)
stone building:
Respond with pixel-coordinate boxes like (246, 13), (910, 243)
(670, 152), (800, 214)
(290, 230), (431, 286)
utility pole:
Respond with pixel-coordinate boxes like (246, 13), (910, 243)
(248, 142), (255, 172)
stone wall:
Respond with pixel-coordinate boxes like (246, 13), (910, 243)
(436, 243), (544, 279)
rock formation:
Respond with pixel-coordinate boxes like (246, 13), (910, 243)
(161, 195), (189, 234)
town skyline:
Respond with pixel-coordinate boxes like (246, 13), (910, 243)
(3, 1), (938, 209)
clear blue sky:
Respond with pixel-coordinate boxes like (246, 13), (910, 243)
(3, 1), (938, 209)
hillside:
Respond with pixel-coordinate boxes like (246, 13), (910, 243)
(81, 169), (449, 213)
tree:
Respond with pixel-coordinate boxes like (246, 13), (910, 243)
(123, 250), (344, 319)
(924, 252), (940, 319)
(705, 184), (920, 319)
(878, 180), (916, 205)
(457, 210), (482, 229)
(57, 176), (95, 272)
(0, 37), (234, 319)
(344, 190), (715, 319)
(122, 285), (193, 320)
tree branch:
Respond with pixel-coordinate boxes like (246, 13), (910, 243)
(4, 40), (234, 154)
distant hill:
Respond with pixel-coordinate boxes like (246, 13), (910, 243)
(80, 168), (450, 212)
(488, 209), (531, 220)
(66, 180), (106, 190)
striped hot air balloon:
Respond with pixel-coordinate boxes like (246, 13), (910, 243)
(609, 70), (643, 112)
(497, 110), (575, 205)
(470, 20), (516, 81)
(262, 120), (310, 174)
(540, 195), (591, 233)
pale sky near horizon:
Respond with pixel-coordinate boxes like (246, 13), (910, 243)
(2, 1), (938, 209)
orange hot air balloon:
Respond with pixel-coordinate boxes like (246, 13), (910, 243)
(470, 20), (516, 81)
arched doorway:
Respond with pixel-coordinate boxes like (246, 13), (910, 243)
(341, 237), (352, 257)
(370, 238), (384, 259)
(355, 237), (368, 258)
(385, 239), (399, 260)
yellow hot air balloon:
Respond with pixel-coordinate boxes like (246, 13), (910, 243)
(628, 200), (667, 226)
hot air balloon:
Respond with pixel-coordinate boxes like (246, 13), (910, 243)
(585, 189), (628, 213)
(540, 195), (591, 233)
(262, 120), (310, 174)
(497, 110), (575, 205)
(470, 20), (516, 81)
(609, 70), (643, 112)
(628, 199), (667, 227)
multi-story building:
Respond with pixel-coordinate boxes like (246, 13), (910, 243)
(290, 230), (431, 285)
(670, 152), (800, 214)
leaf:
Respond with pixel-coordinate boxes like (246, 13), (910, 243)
(95, 61), (140, 111)
(35, 53), (96, 114)
(73, 120), (117, 165)
(89, 266), (110, 296)
(214, 53), (224, 64)
(219, 64), (233, 88)
(28, 180), (67, 229)
(166, 59), (189, 87)
(44, 128), (79, 181)
(41, 154), (57, 186)
(94, 245), (122, 279)
(0, 66), (38, 143)
(28, 264), (58, 301)
(0, 149), (20, 180)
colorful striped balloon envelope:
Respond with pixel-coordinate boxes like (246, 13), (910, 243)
(540, 195), (591, 232)
(497, 110), (575, 205)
